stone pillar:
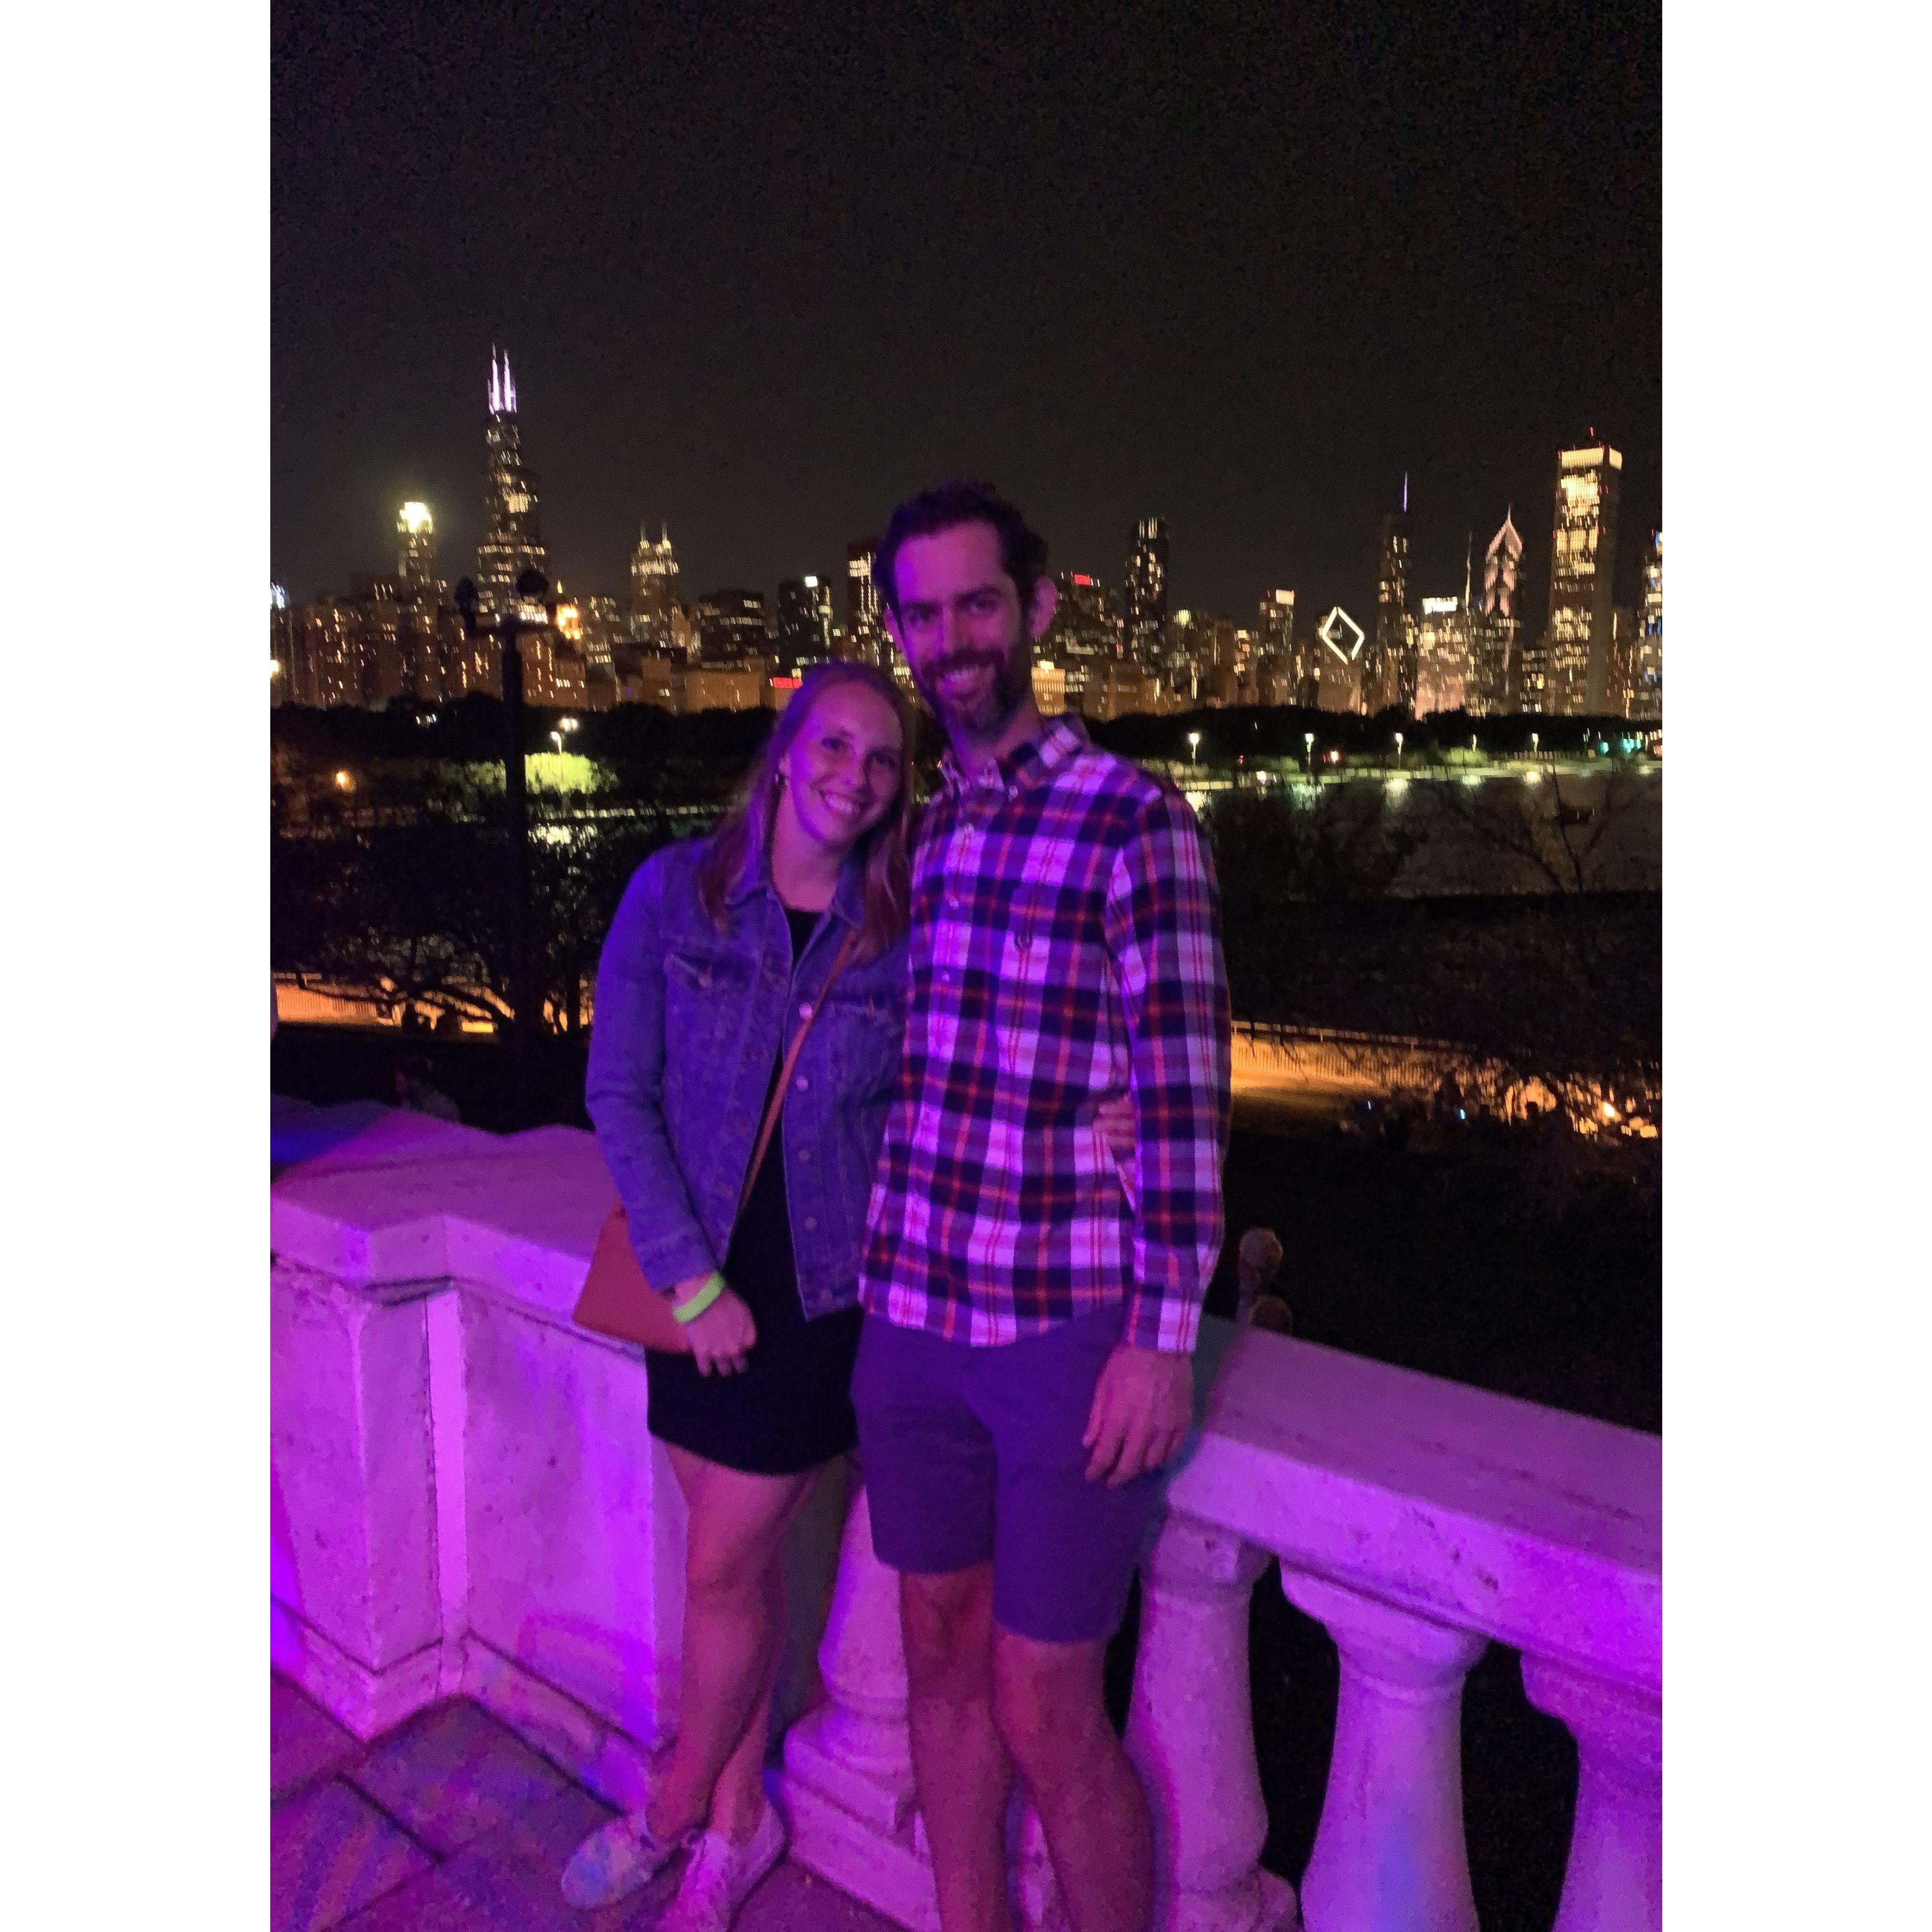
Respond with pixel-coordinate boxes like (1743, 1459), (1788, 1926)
(782, 1484), (937, 1930)
(271, 1260), (443, 1738)
(1125, 1511), (1299, 1932)
(1280, 1569), (1488, 1932)
(1520, 1656), (1661, 1932)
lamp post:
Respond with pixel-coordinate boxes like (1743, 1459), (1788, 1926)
(1187, 730), (1201, 764)
(453, 569), (549, 1122)
(1393, 730), (1404, 770)
(1304, 731), (1315, 780)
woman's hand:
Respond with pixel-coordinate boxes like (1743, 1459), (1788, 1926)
(1095, 1091), (1136, 1163)
(670, 1275), (758, 1376)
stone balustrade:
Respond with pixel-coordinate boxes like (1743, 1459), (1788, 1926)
(272, 1112), (1659, 1932)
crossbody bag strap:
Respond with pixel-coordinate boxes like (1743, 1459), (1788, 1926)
(733, 921), (863, 1224)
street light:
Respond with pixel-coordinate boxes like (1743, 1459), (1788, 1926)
(1530, 730), (1540, 760)
(1304, 731), (1315, 778)
(1393, 730), (1404, 765)
(1187, 731), (1201, 762)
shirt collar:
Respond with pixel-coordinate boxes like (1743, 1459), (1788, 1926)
(940, 713), (1090, 800)
(722, 835), (869, 929)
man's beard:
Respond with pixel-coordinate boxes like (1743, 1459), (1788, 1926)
(912, 634), (1034, 738)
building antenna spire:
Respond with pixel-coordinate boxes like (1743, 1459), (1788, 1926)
(1464, 531), (1473, 610)
(1402, 471), (1409, 515)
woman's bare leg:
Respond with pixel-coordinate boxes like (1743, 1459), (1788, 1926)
(644, 1448), (817, 1845)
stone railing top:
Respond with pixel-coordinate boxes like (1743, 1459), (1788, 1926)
(272, 1116), (1659, 1696)
(270, 1109), (612, 1321)
(1176, 1320), (1660, 1697)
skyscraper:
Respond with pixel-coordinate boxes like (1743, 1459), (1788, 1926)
(630, 524), (681, 647)
(1414, 597), (1472, 717)
(1257, 588), (1295, 660)
(776, 575), (835, 673)
(691, 589), (770, 663)
(1316, 606), (1368, 714)
(1125, 518), (1169, 669)
(1039, 571), (1120, 713)
(269, 586), (293, 706)
(1364, 483), (1415, 713)
(396, 502), (437, 593)
(1629, 531), (1663, 722)
(1541, 441), (1623, 714)
(845, 540), (886, 666)
(474, 348), (550, 620)
(1471, 510), (1523, 714)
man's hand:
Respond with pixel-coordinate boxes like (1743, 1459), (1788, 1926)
(1081, 1343), (1194, 1487)
(669, 1275), (758, 1376)
(1094, 1091), (1136, 1162)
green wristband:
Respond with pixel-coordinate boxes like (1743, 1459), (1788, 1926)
(671, 1271), (726, 1325)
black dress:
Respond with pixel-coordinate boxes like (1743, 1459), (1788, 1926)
(644, 905), (867, 1475)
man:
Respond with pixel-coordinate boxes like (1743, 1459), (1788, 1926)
(851, 481), (1230, 1932)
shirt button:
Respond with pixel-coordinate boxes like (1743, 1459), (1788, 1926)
(798, 1001), (814, 1019)
(796, 1149), (812, 1164)
(794, 1074), (809, 1092)
(801, 1216), (819, 1232)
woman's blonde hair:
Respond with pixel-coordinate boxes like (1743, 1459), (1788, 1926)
(695, 661), (915, 962)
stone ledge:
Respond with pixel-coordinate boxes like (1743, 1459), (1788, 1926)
(1175, 1322), (1659, 1696)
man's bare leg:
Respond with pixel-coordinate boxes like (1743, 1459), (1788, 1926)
(992, 1628), (1152, 1932)
(902, 1564), (1015, 1932)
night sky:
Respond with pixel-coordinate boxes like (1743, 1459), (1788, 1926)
(273, 0), (1659, 629)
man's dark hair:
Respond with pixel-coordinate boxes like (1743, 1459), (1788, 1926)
(873, 480), (1049, 616)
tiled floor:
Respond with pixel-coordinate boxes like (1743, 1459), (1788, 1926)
(271, 1675), (897, 1932)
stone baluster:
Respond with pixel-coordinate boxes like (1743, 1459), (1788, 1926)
(1125, 1509), (1299, 1932)
(1279, 1569), (1488, 1932)
(1519, 1656), (1661, 1932)
(785, 1481), (918, 1825)
(781, 1482), (937, 1929)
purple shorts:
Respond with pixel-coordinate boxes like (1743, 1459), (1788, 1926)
(851, 1307), (1165, 1644)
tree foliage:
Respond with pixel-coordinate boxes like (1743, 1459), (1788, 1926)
(272, 801), (682, 1035)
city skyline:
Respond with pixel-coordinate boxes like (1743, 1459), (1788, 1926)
(278, 345), (1652, 657)
(273, 375), (1659, 721)
(272, 1), (1659, 627)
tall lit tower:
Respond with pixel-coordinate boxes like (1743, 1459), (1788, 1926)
(1628, 530), (1663, 721)
(1365, 478), (1414, 713)
(630, 523), (680, 645)
(396, 502), (437, 593)
(1541, 440), (1623, 714)
(1125, 518), (1169, 669)
(474, 348), (550, 620)
(845, 539), (886, 666)
(1472, 508), (1524, 713)
(776, 576), (835, 673)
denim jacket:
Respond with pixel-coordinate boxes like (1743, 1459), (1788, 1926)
(585, 836), (908, 1319)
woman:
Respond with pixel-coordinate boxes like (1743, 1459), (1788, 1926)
(564, 661), (915, 1927)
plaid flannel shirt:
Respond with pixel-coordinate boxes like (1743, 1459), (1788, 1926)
(857, 714), (1230, 1352)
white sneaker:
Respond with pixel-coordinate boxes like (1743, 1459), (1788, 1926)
(657, 1800), (786, 1932)
(559, 1809), (682, 1910)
